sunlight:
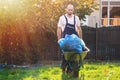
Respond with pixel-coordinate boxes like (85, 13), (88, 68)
(7, 0), (14, 4)
(52, 0), (56, 2)
(0, 0), (27, 17)
(0, 0), (20, 5)
(0, 0), (23, 9)
(3, 6), (8, 10)
(0, 0), (20, 13)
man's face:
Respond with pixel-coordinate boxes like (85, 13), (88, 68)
(66, 5), (74, 15)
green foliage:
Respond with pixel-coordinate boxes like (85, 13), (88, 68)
(0, 0), (99, 64)
(0, 61), (120, 80)
(75, 0), (99, 20)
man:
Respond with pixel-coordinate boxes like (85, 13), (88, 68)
(57, 3), (83, 75)
(57, 4), (82, 40)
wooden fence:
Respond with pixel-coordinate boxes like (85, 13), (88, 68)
(0, 26), (120, 64)
(82, 26), (120, 60)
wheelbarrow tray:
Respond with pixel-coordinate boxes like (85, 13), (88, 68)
(64, 49), (89, 61)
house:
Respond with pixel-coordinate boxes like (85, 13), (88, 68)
(82, 0), (120, 27)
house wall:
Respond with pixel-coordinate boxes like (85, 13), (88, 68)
(82, 0), (100, 28)
(88, 10), (100, 27)
(87, 0), (120, 28)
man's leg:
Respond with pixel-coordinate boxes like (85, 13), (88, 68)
(66, 61), (72, 73)
(61, 55), (68, 73)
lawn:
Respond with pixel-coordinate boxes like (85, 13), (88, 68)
(0, 60), (120, 80)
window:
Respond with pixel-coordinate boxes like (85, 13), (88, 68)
(101, 0), (120, 27)
(102, 7), (108, 26)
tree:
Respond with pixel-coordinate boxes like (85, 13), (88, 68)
(0, 0), (99, 64)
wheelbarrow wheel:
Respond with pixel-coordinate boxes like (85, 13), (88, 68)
(73, 70), (79, 77)
(72, 60), (79, 78)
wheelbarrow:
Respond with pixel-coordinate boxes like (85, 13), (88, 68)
(63, 48), (90, 77)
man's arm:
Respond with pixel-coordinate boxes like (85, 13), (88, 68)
(76, 26), (82, 39)
(57, 27), (62, 41)
(76, 16), (82, 39)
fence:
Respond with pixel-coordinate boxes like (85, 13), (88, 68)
(82, 26), (120, 60)
(48, 26), (120, 61)
(0, 25), (120, 65)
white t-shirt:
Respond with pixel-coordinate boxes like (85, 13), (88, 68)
(58, 14), (81, 32)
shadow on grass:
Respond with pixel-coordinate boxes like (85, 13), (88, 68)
(61, 72), (85, 80)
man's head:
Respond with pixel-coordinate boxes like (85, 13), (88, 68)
(65, 4), (74, 15)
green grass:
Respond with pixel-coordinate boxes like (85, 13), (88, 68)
(0, 61), (120, 80)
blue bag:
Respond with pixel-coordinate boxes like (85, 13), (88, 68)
(58, 34), (85, 54)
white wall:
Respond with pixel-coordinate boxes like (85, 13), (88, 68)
(87, 10), (100, 28)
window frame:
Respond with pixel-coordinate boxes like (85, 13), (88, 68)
(100, 0), (120, 27)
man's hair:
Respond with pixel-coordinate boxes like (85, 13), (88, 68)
(66, 3), (74, 9)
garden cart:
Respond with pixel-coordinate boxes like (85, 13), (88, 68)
(63, 48), (90, 77)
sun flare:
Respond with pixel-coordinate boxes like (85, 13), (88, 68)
(0, 0), (20, 5)
(0, 0), (29, 18)
(7, 0), (15, 4)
